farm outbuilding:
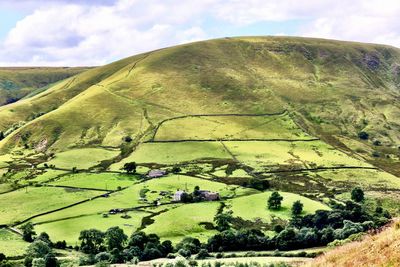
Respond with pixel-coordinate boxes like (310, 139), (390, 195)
(147, 169), (167, 178)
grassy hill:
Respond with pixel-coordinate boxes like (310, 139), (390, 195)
(0, 36), (398, 174)
(0, 67), (90, 106)
(0, 37), (400, 262)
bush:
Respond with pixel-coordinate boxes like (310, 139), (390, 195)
(31, 258), (45, 267)
(195, 249), (210, 259)
(351, 187), (364, 202)
(178, 249), (191, 258)
(358, 131), (369, 140)
(166, 253), (176, 259)
(95, 252), (111, 263)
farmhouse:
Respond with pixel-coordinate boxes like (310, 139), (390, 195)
(173, 190), (185, 201)
(204, 191), (220, 201)
(147, 169), (166, 178)
(199, 190), (220, 201)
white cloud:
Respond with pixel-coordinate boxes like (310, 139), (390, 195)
(1, 0), (400, 66)
(0, 0), (212, 66)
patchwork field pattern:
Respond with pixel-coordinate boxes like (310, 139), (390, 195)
(1, 99), (400, 253)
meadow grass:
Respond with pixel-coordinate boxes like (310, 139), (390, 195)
(32, 175), (255, 225)
(41, 148), (119, 169)
(143, 201), (220, 243)
(24, 169), (68, 184)
(155, 114), (310, 141)
(50, 172), (138, 190)
(0, 186), (100, 225)
(34, 210), (149, 245)
(315, 169), (400, 189)
(0, 183), (13, 193)
(109, 142), (231, 170)
(228, 191), (329, 222)
(224, 140), (371, 172)
(0, 229), (28, 257)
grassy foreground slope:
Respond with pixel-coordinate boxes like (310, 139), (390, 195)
(0, 37), (398, 175)
(0, 67), (89, 106)
(306, 220), (400, 267)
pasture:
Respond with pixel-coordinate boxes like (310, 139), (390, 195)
(0, 229), (28, 257)
(0, 186), (100, 225)
(154, 113), (311, 141)
(41, 148), (119, 169)
(143, 201), (220, 243)
(109, 141), (231, 170)
(49, 172), (138, 190)
(224, 140), (371, 172)
(228, 191), (329, 222)
(34, 210), (149, 245)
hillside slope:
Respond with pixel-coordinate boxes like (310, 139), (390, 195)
(0, 36), (399, 173)
(306, 220), (400, 267)
(0, 67), (90, 106)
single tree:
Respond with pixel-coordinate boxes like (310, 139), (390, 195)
(351, 187), (365, 202)
(123, 162), (136, 174)
(21, 222), (36, 242)
(105, 226), (127, 251)
(79, 229), (105, 254)
(268, 192), (283, 210)
(291, 200), (304, 216)
(213, 211), (233, 231)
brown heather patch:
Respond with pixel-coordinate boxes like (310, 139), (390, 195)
(305, 219), (400, 267)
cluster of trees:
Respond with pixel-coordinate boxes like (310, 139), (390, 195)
(23, 232), (61, 267)
(267, 192), (303, 216)
(208, 198), (390, 252)
(14, 187), (391, 266)
(78, 228), (173, 265)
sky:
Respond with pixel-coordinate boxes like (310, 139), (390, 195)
(0, 0), (400, 66)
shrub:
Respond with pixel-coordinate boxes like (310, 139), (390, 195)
(178, 249), (191, 258)
(351, 187), (364, 202)
(95, 252), (111, 263)
(358, 131), (369, 140)
(195, 249), (210, 260)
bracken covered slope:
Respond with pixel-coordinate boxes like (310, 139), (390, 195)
(306, 220), (400, 267)
(0, 36), (399, 173)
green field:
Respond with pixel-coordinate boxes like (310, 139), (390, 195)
(0, 229), (28, 257)
(155, 113), (311, 141)
(0, 187), (100, 225)
(41, 148), (120, 169)
(50, 172), (138, 190)
(228, 191), (329, 222)
(25, 169), (69, 184)
(224, 140), (371, 172)
(144, 201), (221, 243)
(34, 210), (149, 245)
(110, 142), (231, 170)
(313, 169), (400, 189)
(32, 174), (254, 224)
